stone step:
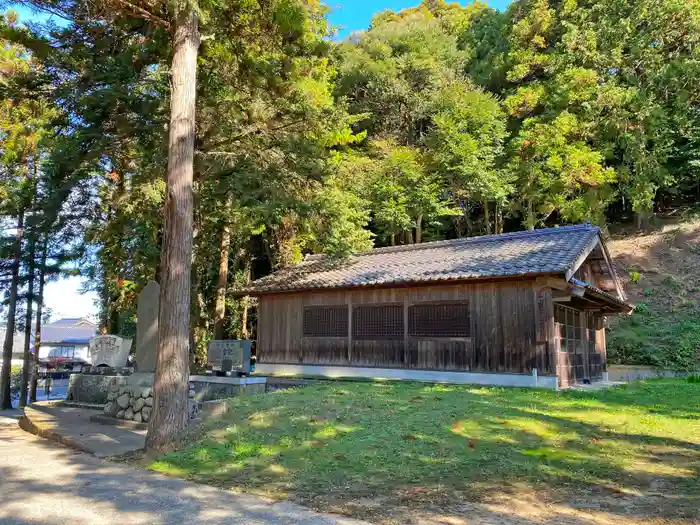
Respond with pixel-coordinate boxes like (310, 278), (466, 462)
(89, 414), (148, 431)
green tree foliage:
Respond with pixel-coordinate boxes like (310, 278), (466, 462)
(2, 0), (700, 379)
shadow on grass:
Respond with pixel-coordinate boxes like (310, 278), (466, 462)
(150, 380), (700, 524)
(0, 425), (363, 524)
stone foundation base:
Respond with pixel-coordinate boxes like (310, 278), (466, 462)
(103, 373), (199, 422)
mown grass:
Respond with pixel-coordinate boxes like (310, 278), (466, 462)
(147, 380), (700, 522)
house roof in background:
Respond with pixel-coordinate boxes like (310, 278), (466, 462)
(50, 317), (96, 327)
(244, 224), (619, 295)
(0, 328), (27, 359)
(42, 318), (98, 344)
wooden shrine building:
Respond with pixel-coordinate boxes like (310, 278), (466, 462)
(241, 225), (633, 388)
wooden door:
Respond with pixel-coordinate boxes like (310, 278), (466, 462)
(554, 305), (586, 383)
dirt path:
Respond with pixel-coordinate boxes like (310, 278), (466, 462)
(0, 426), (366, 525)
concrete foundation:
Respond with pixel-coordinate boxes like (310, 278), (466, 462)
(607, 365), (694, 382)
(189, 375), (267, 401)
(253, 364), (558, 389)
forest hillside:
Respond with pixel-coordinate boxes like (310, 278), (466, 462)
(1, 0), (699, 369)
(607, 215), (700, 369)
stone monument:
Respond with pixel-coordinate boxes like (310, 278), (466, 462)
(135, 280), (159, 373)
(89, 335), (132, 368)
(207, 340), (253, 375)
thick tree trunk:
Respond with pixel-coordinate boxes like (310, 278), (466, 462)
(30, 234), (48, 403)
(483, 199), (490, 235)
(20, 232), (36, 407)
(465, 212), (473, 237)
(213, 214), (231, 340)
(415, 214), (422, 243)
(390, 233), (395, 246)
(146, 8), (200, 452)
(0, 211), (24, 409)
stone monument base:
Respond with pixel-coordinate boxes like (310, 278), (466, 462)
(104, 373), (200, 422)
(67, 372), (132, 405)
(189, 375), (267, 401)
(100, 374), (268, 423)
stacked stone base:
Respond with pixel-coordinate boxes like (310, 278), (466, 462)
(104, 384), (154, 423)
(103, 379), (199, 423)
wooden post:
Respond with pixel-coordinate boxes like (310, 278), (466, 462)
(347, 296), (353, 364)
(403, 298), (409, 366)
(581, 310), (590, 380)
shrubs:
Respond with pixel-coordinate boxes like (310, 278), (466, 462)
(10, 365), (22, 400)
(607, 309), (700, 371)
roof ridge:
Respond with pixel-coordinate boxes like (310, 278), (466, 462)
(303, 224), (598, 262)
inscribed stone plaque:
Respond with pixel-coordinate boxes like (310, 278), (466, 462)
(89, 335), (132, 368)
(207, 340), (252, 374)
(135, 280), (160, 373)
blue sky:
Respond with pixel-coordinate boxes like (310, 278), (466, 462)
(327, 0), (512, 38)
(8, 0), (512, 321)
(12, 1), (513, 36)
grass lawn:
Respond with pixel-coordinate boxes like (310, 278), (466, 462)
(147, 380), (700, 524)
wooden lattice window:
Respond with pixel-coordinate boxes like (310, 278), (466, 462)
(352, 304), (403, 340)
(303, 305), (348, 337)
(409, 302), (470, 337)
(555, 305), (581, 354)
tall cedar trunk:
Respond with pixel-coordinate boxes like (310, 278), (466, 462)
(415, 214), (422, 243)
(30, 234), (48, 403)
(20, 231), (36, 407)
(146, 8), (200, 451)
(483, 199), (490, 235)
(213, 207), (232, 339)
(526, 200), (535, 231)
(0, 211), (24, 409)
(21, 154), (39, 406)
(240, 256), (252, 339)
(108, 164), (127, 335)
(390, 233), (395, 246)
(495, 202), (502, 234)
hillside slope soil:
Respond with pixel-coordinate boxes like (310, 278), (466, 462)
(606, 218), (700, 369)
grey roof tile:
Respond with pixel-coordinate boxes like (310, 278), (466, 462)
(246, 224), (603, 294)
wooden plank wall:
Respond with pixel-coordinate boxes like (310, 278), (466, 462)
(256, 280), (555, 375)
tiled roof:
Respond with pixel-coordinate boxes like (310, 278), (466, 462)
(50, 317), (88, 326)
(245, 224), (604, 294)
(0, 328), (27, 357)
(42, 321), (98, 344)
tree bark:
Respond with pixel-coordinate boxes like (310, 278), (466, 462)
(30, 234), (48, 403)
(213, 208), (232, 340)
(483, 199), (490, 235)
(146, 7), (200, 452)
(239, 257), (252, 339)
(0, 211), (24, 409)
(526, 200), (535, 231)
(415, 214), (422, 243)
(495, 202), (502, 234)
(20, 230), (36, 407)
